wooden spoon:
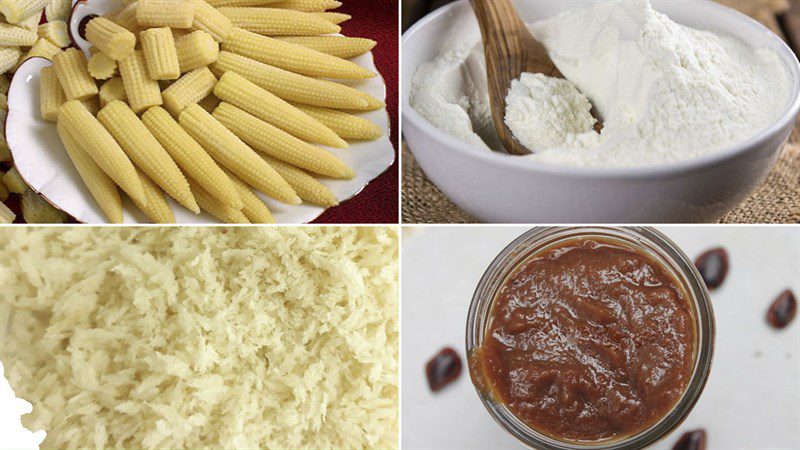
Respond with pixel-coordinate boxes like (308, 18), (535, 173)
(470, 0), (565, 156)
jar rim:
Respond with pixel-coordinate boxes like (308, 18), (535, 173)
(465, 226), (715, 450)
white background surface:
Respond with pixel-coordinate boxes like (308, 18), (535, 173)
(401, 226), (800, 449)
(0, 363), (44, 449)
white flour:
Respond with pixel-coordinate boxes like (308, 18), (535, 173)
(409, 0), (794, 168)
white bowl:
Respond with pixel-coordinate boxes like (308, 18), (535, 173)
(402, 0), (800, 223)
(5, 0), (394, 224)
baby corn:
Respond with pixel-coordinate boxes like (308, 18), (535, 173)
(179, 104), (300, 205)
(140, 27), (181, 80)
(191, 0), (234, 42)
(46, 0), (72, 22)
(162, 67), (217, 116)
(2, 167), (27, 194)
(20, 190), (68, 223)
(222, 27), (374, 80)
(0, 47), (22, 74)
(218, 7), (340, 36)
(53, 48), (99, 100)
(118, 50), (163, 112)
(0, 201), (14, 223)
(88, 50), (118, 80)
(98, 101), (199, 213)
(58, 100), (146, 205)
(206, 0), (282, 6)
(15, 13), (42, 32)
(275, 36), (376, 59)
(190, 180), (249, 223)
(212, 51), (381, 110)
(214, 71), (346, 148)
(222, 169), (275, 223)
(18, 0), (387, 223)
(112, 2), (141, 34)
(37, 21), (71, 48)
(85, 17), (136, 61)
(133, 169), (176, 223)
(213, 102), (354, 179)
(291, 102), (383, 141)
(99, 77), (128, 106)
(270, 0), (342, 12)
(56, 121), (123, 223)
(40, 66), (66, 122)
(0, 0), (49, 24)
(137, 0), (196, 29)
(0, 23), (38, 46)
(175, 30), (219, 73)
(22, 38), (61, 62)
(261, 154), (338, 207)
(313, 12), (350, 24)
(142, 106), (242, 209)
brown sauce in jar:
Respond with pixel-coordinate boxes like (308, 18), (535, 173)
(470, 237), (696, 443)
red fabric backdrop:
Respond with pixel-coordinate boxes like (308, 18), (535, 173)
(313, 0), (399, 224)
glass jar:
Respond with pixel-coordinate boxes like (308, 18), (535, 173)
(465, 227), (715, 450)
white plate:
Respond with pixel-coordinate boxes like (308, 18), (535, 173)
(6, 0), (394, 224)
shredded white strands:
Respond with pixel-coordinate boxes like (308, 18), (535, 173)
(0, 227), (399, 449)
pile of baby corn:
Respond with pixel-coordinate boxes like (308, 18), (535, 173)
(0, 0), (74, 223)
(2, 0), (384, 224)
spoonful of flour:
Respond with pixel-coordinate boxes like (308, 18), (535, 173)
(504, 73), (598, 151)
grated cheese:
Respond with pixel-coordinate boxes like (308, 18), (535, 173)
(0, 227), (399, 449)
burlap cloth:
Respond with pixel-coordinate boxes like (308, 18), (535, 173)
(402, 1), (800, 224)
